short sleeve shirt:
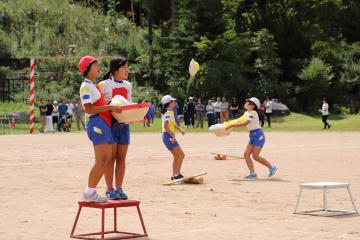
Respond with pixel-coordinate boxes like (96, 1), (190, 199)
(98, 78), (132, 104)
(79, 79), (101, 116)
(162, 110), (176, 133)
(244, 110), (261, 131)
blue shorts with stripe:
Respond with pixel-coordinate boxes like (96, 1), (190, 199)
(162, 132), (179, 150)
(86, 115), (114, 145)
(111, 117), (130, 145)
(249, 128), (265, 147)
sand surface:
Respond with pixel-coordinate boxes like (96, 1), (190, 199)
(0, 131), (359, 240)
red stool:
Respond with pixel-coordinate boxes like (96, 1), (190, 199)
(70, 200), (148, 240)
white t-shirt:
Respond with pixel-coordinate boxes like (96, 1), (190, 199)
(244, 110), (261, 131)
(79, 79), (101, 117)
(265, 100), (272, 113)
(99, 77), (132, 104)
(52, 106), (58, 117)
(220, 102), (228, 111)
(322, 103), (329, 115)
(213, 102), (222, 113)
(67, 103), (74, 115)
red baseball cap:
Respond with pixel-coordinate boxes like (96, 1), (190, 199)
(78, 56), (97, 74)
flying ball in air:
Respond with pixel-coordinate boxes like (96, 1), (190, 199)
(189, 58), (200, 77)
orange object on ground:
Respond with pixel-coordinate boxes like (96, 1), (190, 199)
(70, 200), (148, 240)
(214, 154), (227, 160)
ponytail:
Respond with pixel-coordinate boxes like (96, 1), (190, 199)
(102, 71), (111, 80)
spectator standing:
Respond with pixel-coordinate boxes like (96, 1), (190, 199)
(206, 99), (215, 127)
(220, 97), (229, 123)
(52, 100), (59, 131)
(187, 97), (196, 128)
(38, 98), (47, 133)
(45, 99), (54, 132)
(320, 98), (331, 129)
(58, 99), (68, 120)
(183, 99), (189, 127)
(74, 98), (85, 130)
(195, 99), (205, 128)
(230, 97), (239, 119)
(149, 101), (156, 124)
(264, 96), (272, 127)
(213, 97), (222, 124)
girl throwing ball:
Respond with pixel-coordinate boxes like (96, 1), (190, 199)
(226, 97), (277, 179)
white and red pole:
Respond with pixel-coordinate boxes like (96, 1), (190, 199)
(29, 58), (35, 134)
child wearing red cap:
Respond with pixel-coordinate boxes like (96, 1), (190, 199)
(78, 56), (122, 202)
(225, 97), (277, 179)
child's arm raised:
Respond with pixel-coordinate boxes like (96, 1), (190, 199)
(225, 120), (250, 130)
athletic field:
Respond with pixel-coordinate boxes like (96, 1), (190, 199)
(0, 132), (359, 239)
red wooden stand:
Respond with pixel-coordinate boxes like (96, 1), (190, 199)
(70, 200), (148, 240)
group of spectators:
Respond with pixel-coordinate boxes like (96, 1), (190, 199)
(182, 96), (274, 128)
(38, 98), (86, 133)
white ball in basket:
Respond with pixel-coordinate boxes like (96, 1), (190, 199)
(110, 95), (130, 107)
(110, 95), (149, 124)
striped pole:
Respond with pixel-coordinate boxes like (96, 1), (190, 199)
(29, 58), (35, 134)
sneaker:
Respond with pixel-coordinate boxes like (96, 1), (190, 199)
(115, 188), (128, 200)
(244, 172), (257, 179)
(82, 192), (108, 203)
(106, 188), (120, 200)
(268, 166), (277, 177)
(171, 174), (184, 181)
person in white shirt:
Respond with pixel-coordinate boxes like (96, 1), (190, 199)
(225, 97), (277, 179)
(220, 97), (229, 123)
(319, 98), (331, 129)
(213, 97), (222, 123)
(98, 56), (132, 200)
(264, 96), (272, 127)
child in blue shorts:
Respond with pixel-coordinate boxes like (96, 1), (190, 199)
(226, 97), (277, 179)
(161, 95), (186, 180)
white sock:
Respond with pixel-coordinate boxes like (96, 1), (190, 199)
(84, 187), (96, 196)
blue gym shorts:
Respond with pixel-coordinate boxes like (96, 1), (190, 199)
(162, 132), (179, 150)
(111, 117), (130, 145)
(87, 115), (114, 145)
(249, 128), (265, 147)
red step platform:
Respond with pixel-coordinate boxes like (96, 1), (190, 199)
(70, 200), (148, 240)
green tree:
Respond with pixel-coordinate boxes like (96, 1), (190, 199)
(298, 58), (333, 112)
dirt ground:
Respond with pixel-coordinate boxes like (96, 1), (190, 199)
(0, 131), (359, 240)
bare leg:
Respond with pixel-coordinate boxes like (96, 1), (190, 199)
(251, 146), (272, 168)
(170, 146), (185, 175)
(104, 144), (117, 190)
(88, 143), (114, 188)
(115, 144), (128, 189)
(243, 144), (255, 172)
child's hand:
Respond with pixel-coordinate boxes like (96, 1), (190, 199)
(171, 137), (177, 144)
(110, 105), (122, 113)
(179, 128), (185, 135)
(225, 125), (233, 131)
